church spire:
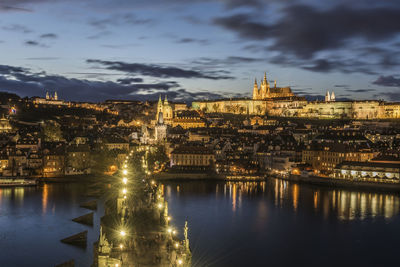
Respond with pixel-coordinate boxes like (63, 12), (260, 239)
(253, 78), (259, 100)
(164, 95), (168, 105)
(263, 72), (267, 84)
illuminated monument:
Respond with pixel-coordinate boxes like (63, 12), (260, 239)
(253, 73), (294, 100)
(192, 73), (400, 119)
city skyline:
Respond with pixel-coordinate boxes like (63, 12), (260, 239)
(0, 0), (400, 102)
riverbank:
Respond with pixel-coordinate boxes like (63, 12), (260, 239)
(152, 171), (265, 181)
(275, 174), (400, 192)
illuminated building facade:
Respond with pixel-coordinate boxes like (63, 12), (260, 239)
(192, 74), (400, 119)
(252, 73), (294, 100)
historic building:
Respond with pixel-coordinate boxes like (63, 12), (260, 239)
(33, 91), (67, 106)
(192, 73), (306, 116)
(253, 73), (294, 100)
(156, 95), (173, 124)
(171, 110), (206, 129)
(170, 145), (215, 168)
(192, 73), (400, 119)
(0, 115), (12, 133)
(155, 111), (167, 142)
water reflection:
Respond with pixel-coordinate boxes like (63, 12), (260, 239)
(42, 183), (48, 214)
(164, 178), (400, 221)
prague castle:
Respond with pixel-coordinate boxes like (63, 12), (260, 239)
(252, 73), (294, 100)
(192, 73), (400, 119)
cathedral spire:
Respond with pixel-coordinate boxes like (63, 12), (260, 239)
(158, 94), (162, 104)
(263, 72), (267, 84)
(164, 95), (169, 105)
(253, 78), (259, 100)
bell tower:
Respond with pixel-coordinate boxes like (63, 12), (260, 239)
(252, 78), (259, 100)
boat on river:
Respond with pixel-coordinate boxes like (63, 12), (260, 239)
(0, 178), (38, 187)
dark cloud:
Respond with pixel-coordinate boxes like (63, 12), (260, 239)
(87, 59), (234, 80)
(271, 54), (379, 75)
(214, 4), (400, 75)
(24, 40), (39, 46)
(334, 84), (349, 88)
(372, 75), (400, 87)
(0, 5), (32, 12)
(89, 13), (153, 29)
(214, 6), (400, 59)
(2, 24), (32, 33)
(223, 0), (264, 9)
(24, 40), (48, 47)
(176, 38), (210, 45)
(214, 14), (270, 41)
(117, 78), (144, 84)
(379, 92), (400, 101)
(348, 89), (376, 93)
(0, 64), (230, 102)
(192, 56), (262, 66)
(40, 33), (57, 39)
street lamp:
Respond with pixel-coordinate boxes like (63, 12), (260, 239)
(122, 177), (127, 184)
(123, 170), (127, 175)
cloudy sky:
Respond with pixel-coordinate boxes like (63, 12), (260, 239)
(0, 0), (400, 102)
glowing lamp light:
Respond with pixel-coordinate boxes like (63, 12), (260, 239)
(124, 195), (127, 199)
(119, 244), (123, 249)
(151, 180), (156, 185)
(120, 230), (126, 237)
(157, 203), (163, 209)
(175, 242), (179, 248)
(177, 259), (183, 265)
(172, 230), (177, 235)
(166, 216), (171, 221)
(122, 178), (127, 184)
(122, 188), (127, 194)
(167, 228), (172, 233)
(123, 170), (127, 175)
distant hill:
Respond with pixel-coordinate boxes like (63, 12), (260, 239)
(0, 91), (21, 104)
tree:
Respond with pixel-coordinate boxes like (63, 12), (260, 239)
(43, 121), (63, 142)
(147, 145), (169, 171)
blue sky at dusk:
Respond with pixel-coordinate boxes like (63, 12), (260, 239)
(0, 0), (400, 102)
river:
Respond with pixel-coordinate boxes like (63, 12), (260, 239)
(1, 179), (400, 267)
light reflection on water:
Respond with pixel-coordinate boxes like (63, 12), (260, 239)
(0, 184), (103, 267)
(217, 179), (400, 221)
(163, 178), (400, 267)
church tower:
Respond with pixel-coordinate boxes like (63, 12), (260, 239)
(163, 95), (173, 120)
(46, 91), (49, 100)
(156, 95), (163, 122)
(325, 91), (331, 102)
(155, 111), (167, 142)
(252, 78), (259, 100)
(330, 91), (336, 102)
(54, 91), (58, 100)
